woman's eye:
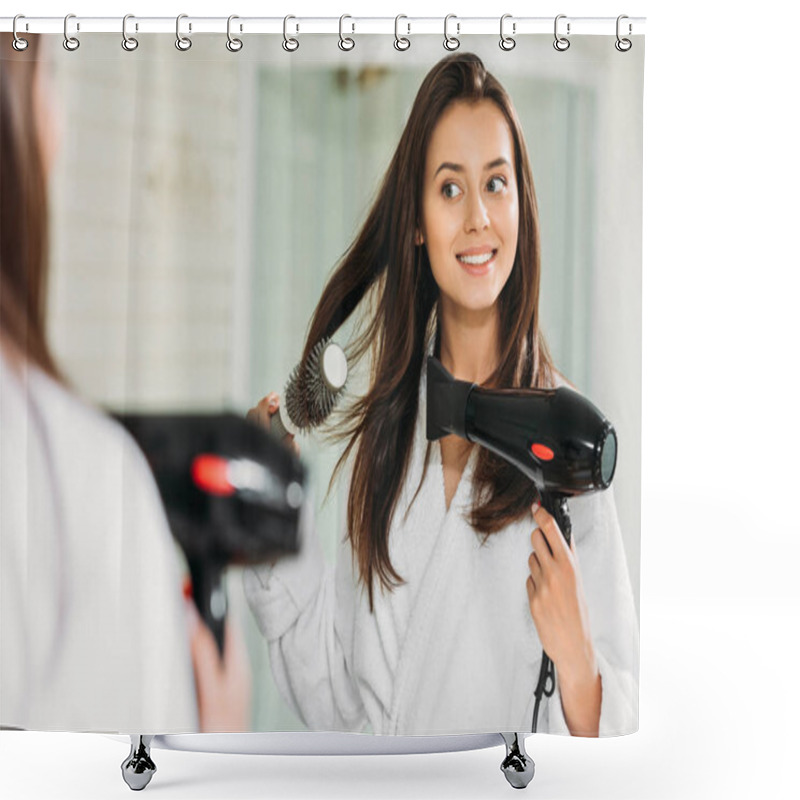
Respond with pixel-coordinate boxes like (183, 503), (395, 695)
(487, 176), (507, 193)
(442, 182), (462, 199)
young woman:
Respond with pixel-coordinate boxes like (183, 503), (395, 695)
(245, 53), (638, 737)
(0, 34), (249, 734)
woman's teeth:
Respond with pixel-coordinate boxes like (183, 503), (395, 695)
(457, 251), (494, 265)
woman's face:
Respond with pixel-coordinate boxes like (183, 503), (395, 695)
(418, 99), (519, 319)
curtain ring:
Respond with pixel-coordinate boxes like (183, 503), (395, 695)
(226, 15), (243, 52)
(175, 14), (192, 51)
(63, 13), (80, 51)
(121, 14), (139, 51)
(443, 14), (460, 51)
(615, 15), (632, 52)
(338, 14), (355, 51)
(12, 15), (28, 51)
(283, 15), (299, 52)
(499, 14), (516, 51)
(394, 15), (410, 51)
(553, 14), (570, 52)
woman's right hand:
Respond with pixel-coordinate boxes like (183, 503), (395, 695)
(246, 392), (299, 455)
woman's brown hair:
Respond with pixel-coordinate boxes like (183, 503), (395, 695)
(0, 33), (60, 379)
(300, 53), (556, 609)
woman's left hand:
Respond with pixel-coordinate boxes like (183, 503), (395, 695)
(526, 502), (599, 696)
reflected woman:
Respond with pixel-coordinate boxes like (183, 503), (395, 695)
(245, 53), (638, 737)
(0, 34), (250, 734)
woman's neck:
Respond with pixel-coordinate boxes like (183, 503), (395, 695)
(437, 302), (501, 386)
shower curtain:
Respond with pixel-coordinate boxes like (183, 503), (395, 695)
(1, 23), (643, 740)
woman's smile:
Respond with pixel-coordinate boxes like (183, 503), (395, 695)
(456, 246), (498, 275)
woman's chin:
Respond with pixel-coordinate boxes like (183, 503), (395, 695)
(441, 292), (502, 319)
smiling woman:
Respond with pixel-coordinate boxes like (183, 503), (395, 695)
(243, 52), (638, 740)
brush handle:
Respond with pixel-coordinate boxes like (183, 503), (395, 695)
(269, 403), (297, 441)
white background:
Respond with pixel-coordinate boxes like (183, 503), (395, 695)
(2, 1), (798, 799)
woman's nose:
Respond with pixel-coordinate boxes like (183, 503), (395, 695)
(464, 192), (490, 233)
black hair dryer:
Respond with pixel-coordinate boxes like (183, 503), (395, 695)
(425, 355), (618, 730)
(115, 413), (306, 656)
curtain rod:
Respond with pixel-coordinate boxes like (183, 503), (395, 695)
(1, 16), (646, 37)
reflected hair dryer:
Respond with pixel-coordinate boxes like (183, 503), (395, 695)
(115, 413), (306, 655)
(426, 355), (618, 731)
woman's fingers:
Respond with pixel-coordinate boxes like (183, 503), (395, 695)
(246, 392), (280, 430)
(532, 503), (569, 562)
(530, 526), (554, 563)
(246, 393), (301, 457)
(187, 600), (222, 683)
(528, 500), (575, 601)
(527, 549), (543, 587)
(187, 598), (252, 732)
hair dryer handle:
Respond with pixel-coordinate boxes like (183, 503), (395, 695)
(540, 491), (572, 547)
(187, 558), (226, 656)
(530, 492), (571, 733)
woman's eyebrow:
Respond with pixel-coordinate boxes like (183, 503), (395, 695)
(485, 157), (511, 171)
(434, 161), (462, 176)
(434, 157), (511, 177)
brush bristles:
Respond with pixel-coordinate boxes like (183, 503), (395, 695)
(283, 338), (346, 432)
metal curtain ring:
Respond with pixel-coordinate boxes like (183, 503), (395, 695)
(499, 14), (516, 51)
(175, 14), (192, 51)
(122, 14), (138, 51)
(615, 14), (632, 52)
(283, 15), (299, 52)
(553, 14), (570, 51)
(226, 15), (243, 52)
(63, 13), (80, 51)
(444, 14), (460, 51)
(394, 15), (410, 51)
(12, 15), (28, 51)
(338, 14), (355, 51)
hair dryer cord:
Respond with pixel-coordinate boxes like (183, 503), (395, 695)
(531, 492), (571, 732)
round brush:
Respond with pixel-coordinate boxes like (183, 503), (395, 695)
(270, 339), (348, 439)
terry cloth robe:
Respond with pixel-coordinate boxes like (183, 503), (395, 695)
(0, 349), (198, 734)
(243, 365), (639, 736)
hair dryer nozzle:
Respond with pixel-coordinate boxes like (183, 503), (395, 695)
(426, 357), (475, 440)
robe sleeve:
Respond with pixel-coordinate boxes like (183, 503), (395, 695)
(545, 485), (640, 737)
(242, 495), (368, 732)
(0, 363), (198, 734)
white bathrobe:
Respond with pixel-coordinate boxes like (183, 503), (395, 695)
(244, 365), (639, 736)
(0, 350), (198, 734)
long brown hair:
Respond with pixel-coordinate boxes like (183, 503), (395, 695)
(301, 53), (556, 609)
(0, 33), (60, 379)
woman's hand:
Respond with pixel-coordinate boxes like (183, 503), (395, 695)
(246, 392), (299, 456)
(526, 502), (601, 736)
(186, 599), (252, 733)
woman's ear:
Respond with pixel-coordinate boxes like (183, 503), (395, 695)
(414, 228), (424, 246)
